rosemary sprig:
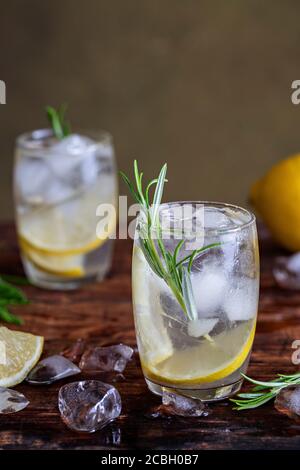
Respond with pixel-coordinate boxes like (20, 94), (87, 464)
(120, 160), (219, 320)
(46, 104), (71, 139)
(0, 276), (29, 325)
(231, 372), (300, 410)
(0, 274), (31, 286)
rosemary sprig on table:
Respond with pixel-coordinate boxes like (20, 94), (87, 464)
(120, 160), (219, 321)
(46, 104), (71, 139)
(231, 372), (300, 410)
(0, 276), (29, 325)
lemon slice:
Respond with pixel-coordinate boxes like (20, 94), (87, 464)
(19, 208), (116, 256)
(18, 183), (116, 256)
(132, 246), (173, 366)
(0, 327), (44, 387)
(143, 321), (256, 385)
(20, 239), (84, 277)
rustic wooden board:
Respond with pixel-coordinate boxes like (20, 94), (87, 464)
(0, 222), (299, 450)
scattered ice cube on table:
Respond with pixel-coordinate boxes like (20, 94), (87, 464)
(58, 380), (122, 433)
(190, 270), (228, 316)
(223, 278), (258, 322)
(274, 385), (300, 420)
(0, 387), (29, 414)
(187, 318), (218, 338)
(287, 253), (300, 272)
(79, 344), (133, 373)
(26, 355), (81, 385)
(61, 339), (86, 364)
(273, 254), (300, 290)
(162, 390), (208, 417)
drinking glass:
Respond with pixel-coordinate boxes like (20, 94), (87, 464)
(14, 129), (117, 290)
(132, 201), (259, 401)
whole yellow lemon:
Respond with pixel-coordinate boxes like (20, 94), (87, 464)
(250, 154), (300, 251)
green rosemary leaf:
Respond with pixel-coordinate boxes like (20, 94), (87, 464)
(134, 161), (146, 206)
(157, 237), (168, 265)
(188, 249), (198, 273)
(0, 306), (23, 325)
(231, 371), (300, 410)
(236, 392), (265, 399)
(173, 239), (185, 264)
(119, 171), (141, 204)
(181, 267), (198, 321)
(151, 163), (167, 225)
(145, 179), (158, 207)
(46, 104), (71, 139)
(140, 240), (163, 278)
(240, 373), (285, 388)
(58, 103), (71, 135)
(46, 106), (64, 139)
(232, 393), (275, 410)
(165, 251), (175, 276)
(176, 242), (221, 268)
(0, 278), (28, 305)
(0, 274), (30, 286)
(0, 276), (29, 325)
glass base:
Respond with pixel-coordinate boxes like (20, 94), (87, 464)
(22, 257), (110, 290)
(145, 377), (243, 402)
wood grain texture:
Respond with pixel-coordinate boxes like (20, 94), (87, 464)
(0, 222), (300, 450)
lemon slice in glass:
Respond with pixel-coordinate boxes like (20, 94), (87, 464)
(143, 321), (256, 385)
(18, 183), (116, 276)
(0, 327), (44, 387)
(132, 246), (173, 366)
(18, 183), (116, 256)
(20, 238), (84, 277)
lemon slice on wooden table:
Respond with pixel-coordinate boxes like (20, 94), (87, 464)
(0, 327), (44, 387)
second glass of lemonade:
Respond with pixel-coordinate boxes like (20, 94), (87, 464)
(14, 129), (117, 290)
(132, 202), (259, 401)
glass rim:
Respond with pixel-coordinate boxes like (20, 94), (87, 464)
(137, 200), (256, 236)
(16, 128), (113, 151)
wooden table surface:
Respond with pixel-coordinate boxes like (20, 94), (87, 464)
(0, 222), (300, 450)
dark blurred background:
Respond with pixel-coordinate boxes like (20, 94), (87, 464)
(1, 0), (300, 220)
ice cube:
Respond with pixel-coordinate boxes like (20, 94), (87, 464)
(287, 253), (300, 272)
(46, 134), (100, 188)
(79, 344), (133, 373)
(224, 278), (257, 322)
(274, 385), (300, 421)
(15, 157), (50, 204)
(26, 355), (81, 385)
(204, 208), (232, 229)
(15, 155), (76, 205)
(162, 390), (208, 417)
(191, 270), (228, 316)
(159, 292), (184, 320)
(273, 255), (300, 290)
(0, 387), (29, 414)
(60, 338), (86, 364)
(39, 177), (75, 205)
(51, 134), (95, 158)
(187, 318), (218, 338)
(58, 380), (122, 432)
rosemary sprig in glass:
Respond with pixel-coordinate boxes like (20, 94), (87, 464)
(46, 104), (71, 139)
(120, 160), (219, 321)
(231, 372), (300, 410)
